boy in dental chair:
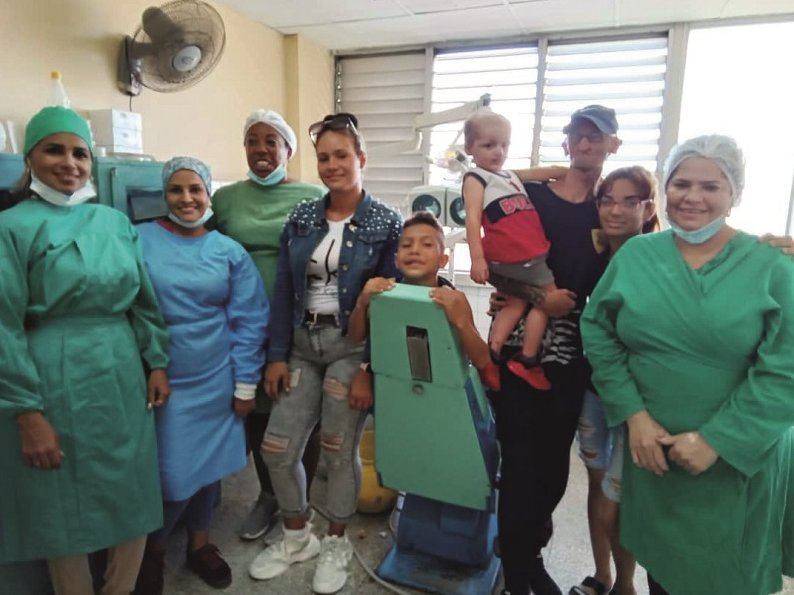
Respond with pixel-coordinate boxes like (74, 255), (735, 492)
(346, 211), (490, 409)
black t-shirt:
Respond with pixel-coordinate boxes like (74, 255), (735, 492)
(503, 181), (608, 364)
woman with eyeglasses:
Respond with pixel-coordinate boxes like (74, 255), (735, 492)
(211, 110), (326, 542)
(248, 112), (402, 594)
(580, 136), (794, 594)
(570, 166), (658, 595)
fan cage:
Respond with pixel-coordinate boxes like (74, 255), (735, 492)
(132, 0), (226, 92)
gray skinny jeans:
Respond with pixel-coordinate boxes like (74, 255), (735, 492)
(263, 323), (367, 524)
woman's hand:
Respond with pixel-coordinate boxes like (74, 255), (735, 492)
(264, 362), (290, 400)
(17, 411), (62, 470)
(657, 432), (718, 475)
(233, 398), (256, 417)
(626, 410), (671, 476)
(430, 286), (473, 329)
(348, 367), (373, 411)
(759, 233), (794, 257)
(470, 258), (489, 285)
(537, 288), (577, 318)
(147, 368), (171, 409)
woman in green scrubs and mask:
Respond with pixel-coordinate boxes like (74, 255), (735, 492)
(211, 109), (325, 541)
(0, 106), (170, 595)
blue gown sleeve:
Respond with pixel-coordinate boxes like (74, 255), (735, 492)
(0, 223), (43, 413)
(580, 252), (646, 426)
(267, 224), (294, 363)
(227, 245), (269, 384)
(127, 223), (170, 370)
(699, 256), (794, 476)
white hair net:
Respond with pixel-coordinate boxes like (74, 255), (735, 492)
(662, 134), (745, 206)
(243, 109), (297, 158)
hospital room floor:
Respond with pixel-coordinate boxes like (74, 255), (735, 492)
(163, 446), (601, 595)
(159, 446), (792, 595)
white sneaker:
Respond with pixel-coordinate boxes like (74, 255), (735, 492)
(264, 508), (317, 546)
(249, 523), (320, 580)
(312, 534), (354, 594)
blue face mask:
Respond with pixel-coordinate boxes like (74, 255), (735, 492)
(667, 215), (726, 244)
(247, 164), (286, 187)
(168, 207), (214, 229)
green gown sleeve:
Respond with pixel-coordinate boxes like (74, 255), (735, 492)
(699, 257), (794, 477)
(580, 253), (646, 426)
(0, 223), (44, 414)
(127, 224), (170, 370)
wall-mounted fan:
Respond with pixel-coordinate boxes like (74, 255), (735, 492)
(118, 0), (226, 95)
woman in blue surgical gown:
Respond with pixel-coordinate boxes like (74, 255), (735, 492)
(134, 156), (269, 593)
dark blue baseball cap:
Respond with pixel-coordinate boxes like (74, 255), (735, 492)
(563, 105), (619, 135)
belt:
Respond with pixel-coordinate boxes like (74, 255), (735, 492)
(303, 310), (340, 326)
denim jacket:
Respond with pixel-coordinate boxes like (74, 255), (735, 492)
(268, 191), (402, 362)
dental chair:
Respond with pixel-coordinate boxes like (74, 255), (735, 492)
(370, 283), (501, 595)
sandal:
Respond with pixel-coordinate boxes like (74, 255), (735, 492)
(569, 576), (608, 595)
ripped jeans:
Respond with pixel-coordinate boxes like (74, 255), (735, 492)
(262, 324), (367, 524)
(575, 389), (626, 502)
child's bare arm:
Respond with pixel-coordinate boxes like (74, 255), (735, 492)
(462, 174), (489, 284)
(430, 287), (490, 370)
(514, 165), (568, 183)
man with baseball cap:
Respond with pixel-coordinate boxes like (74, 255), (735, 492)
(492, 105), (621, 595)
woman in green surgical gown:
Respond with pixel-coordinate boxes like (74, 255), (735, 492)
(0, 106), (170, 595)
(580, 135), (794, 595)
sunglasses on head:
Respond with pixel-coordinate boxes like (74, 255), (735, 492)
(308, 113), (359, 146)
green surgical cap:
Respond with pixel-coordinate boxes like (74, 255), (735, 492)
(24, 106), (94, 156)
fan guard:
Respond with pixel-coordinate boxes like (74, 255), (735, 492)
(123, 0), (226, 93)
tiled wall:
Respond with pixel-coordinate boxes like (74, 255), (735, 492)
(456, 281), (494, 340)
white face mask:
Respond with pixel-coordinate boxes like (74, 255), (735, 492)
(30, 175), (96, 207)
(167, 207), (214, 229)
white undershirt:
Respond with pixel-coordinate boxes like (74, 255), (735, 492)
(305, 217), (350, 314)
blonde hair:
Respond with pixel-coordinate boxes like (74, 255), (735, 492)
(463, 111), (510, 148)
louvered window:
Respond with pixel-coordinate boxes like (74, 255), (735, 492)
(336, 52), (427, 210)
(428, 46), (538, 185)
(539, 36), (668, 174)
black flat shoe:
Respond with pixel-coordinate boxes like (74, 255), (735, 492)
(186, 543), (232, 589)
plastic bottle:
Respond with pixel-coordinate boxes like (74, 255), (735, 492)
(50, 71), (71, 108)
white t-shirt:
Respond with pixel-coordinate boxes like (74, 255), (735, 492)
(305, 217), (350, 314)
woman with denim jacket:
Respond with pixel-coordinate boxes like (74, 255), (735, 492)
(248, 113), (402, 594)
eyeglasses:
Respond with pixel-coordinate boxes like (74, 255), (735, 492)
(596, 196), (650, 210)
(308, 113), (359, 146)
(568, 131), (605, 145)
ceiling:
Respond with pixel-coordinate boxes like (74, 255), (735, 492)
(216, 0), (794, 51)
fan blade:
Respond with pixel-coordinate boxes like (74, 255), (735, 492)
(142, 6), (183, 44)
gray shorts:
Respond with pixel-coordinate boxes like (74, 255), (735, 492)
(488, 258), (554, 301)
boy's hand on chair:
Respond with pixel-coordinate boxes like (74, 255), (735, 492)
(358, 277), (396, 308)
(430, 287), (474, 330)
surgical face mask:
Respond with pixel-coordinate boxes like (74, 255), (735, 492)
(30, 175), (96, 207)
(167, 207), (214, 229)
(247, 163), (286, 187)
(666, 214), (726, 244)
